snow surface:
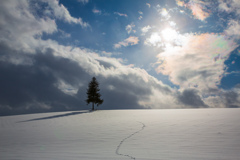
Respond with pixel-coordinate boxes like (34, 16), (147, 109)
(1, 109), (240, 160)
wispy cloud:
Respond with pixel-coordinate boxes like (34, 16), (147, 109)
(45, 0), (90, 27)
(144, 32), (162, 47)
(156, 5), (171, 20)
(218, 0), (240, 15)
(55, 80), (78, 96)
(59, 30), (71, 39)
(146, 3), (151, 8)
(160, 8), (169, 17)
(77, 0), (89, 4)
(114, 12), (128, 17)
(141, 25), (151, 35)
(156, 33), (237, 92)
(92, 8), (102, 15)
(114, 36), (139, 49)
(189, 2), (210, 21)
(176, 0), (211, 21)
(126, 23), (136, 34)
(176, 0), (185, 7)
(225, 19), (240, 39)
(218, 1), (232, 13)
(169, 21), (176, 27)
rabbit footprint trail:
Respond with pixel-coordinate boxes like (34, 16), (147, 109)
(115, 122), (146, 160)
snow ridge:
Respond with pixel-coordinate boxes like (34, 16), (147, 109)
(115, 122), (146, 160)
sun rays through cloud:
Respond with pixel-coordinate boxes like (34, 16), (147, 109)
(1, 0), (240, 115)
(156, 33), (237, 92)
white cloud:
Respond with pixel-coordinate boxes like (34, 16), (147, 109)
(156, 33), (238, 92)
(59, 30), (71, 38)
(43, 0), (89, 27)
(146, 3), (151, 8)
(141, 25), (151, 35)
(114, 36), (139, 49)
(0, 0), (57, 53)
(160, 8), (168, 17)
(225, 19), (240, 39)
(92, 8), (102, 15)
(114, 12), (128, 17)
(126, 23), (136, 34)
(161, 28), (179, 42)
(218, 0), (240, 15)
(0, 0), (91, 54)
(176, 0), (211, 21)
(101, 51), (112, 57)
(156, 7), (171, 20)
(218, 1), (231, 12)
(169, 21), (176, 27)
(55, 80), (79, 95)
(144, 32), (162, 47)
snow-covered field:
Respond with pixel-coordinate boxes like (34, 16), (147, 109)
(1, 109), (240, 160)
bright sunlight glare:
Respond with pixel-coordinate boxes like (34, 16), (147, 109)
(161, 28), (178, 42)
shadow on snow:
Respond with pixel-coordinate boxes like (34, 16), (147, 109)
(18, 111), (89, 123)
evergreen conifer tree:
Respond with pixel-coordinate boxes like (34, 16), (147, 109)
(86, 77), (103, 111)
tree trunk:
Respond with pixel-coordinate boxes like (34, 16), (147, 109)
(92, 103), (94, 111)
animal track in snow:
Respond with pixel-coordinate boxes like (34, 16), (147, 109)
(115, 122), (145, 160)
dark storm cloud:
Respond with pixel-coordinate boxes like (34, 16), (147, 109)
(0, 47), (91, 116)
(223, 90), (240, 108)
(97, 60), (117, 69)
(177, 89), (208, 108)
(1, 44), (174, 115)
(34, 48), (90, 85)
(99, 74), (152, 109)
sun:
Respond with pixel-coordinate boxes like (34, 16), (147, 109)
(161, 28), (178, 42)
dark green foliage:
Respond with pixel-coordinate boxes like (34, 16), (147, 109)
(86, 77), (103, 111)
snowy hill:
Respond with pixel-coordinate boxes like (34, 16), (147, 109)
(1, 109), (240, 160)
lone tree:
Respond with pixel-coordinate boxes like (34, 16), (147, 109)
(86, 77), (104, 111)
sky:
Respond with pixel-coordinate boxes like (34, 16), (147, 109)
(0, 0), (240, 116)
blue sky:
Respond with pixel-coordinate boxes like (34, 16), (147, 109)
(0, 0), (240, 115)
